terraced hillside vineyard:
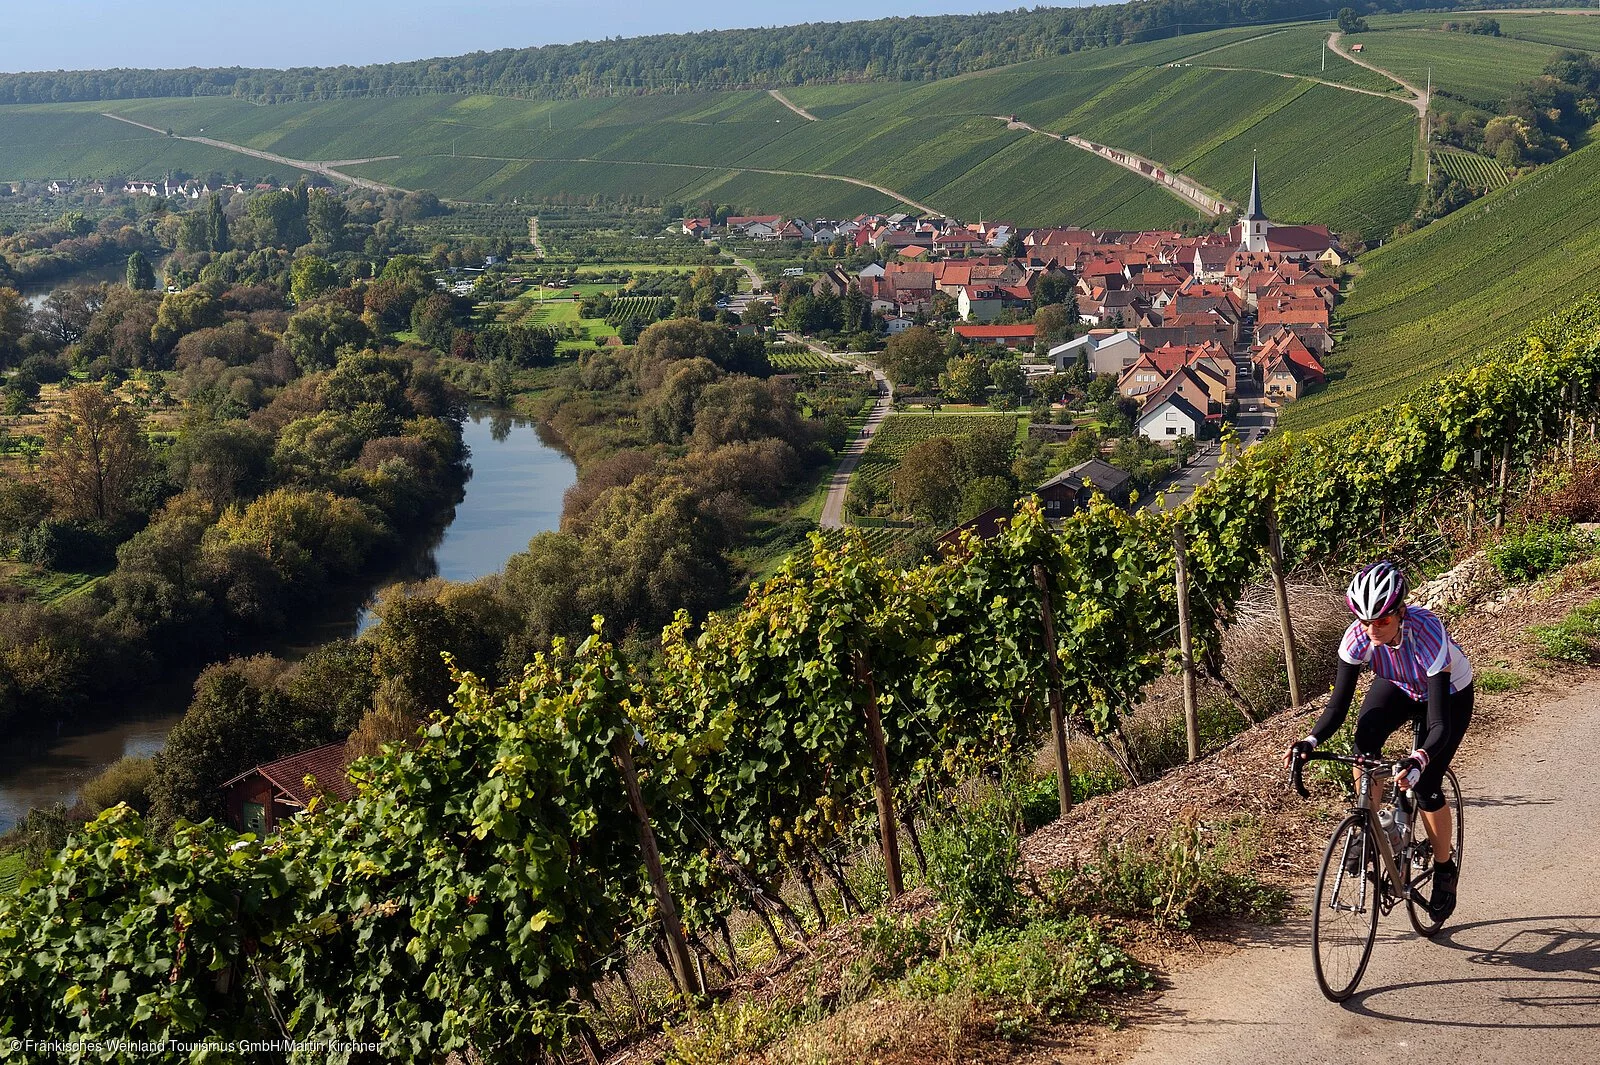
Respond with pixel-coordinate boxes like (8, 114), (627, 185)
(1434, 148), (1509, 189)
(851, 413), (1021, 502)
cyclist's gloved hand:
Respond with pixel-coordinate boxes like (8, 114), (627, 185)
(1396, 748), (1429, 790)
(1284, 735), (1317, 769)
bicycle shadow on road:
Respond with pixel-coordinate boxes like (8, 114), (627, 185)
(1342, 914), (1600, 1028)
(1461, 792), (1558, 810)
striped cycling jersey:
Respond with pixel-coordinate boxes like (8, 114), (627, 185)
(1338, 605), (1473, 700)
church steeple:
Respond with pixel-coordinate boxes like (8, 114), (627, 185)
(1239, 151), (1272, 253)
(1245, 152), (1266, 221)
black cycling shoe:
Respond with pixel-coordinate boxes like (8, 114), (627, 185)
(1342, 840), (1365, 877)
(1429, 857), (1458, 921)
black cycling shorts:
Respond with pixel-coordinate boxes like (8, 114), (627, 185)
(1353, 677), (1473, 812)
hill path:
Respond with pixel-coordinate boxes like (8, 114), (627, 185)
(768, 89), (818, 121)
(99, 112), (404, 192)
(1192, 64), (1414, 105)
(1126, 675), (1600, 1064)
(527, 216), (545, 257)
(1327, 31), (1429, 131)
(798, 331), (892, 530)
(995, 117), (1232, 215)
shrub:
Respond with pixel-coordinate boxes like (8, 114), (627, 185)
(853, 913), (936, 983)
(1043, 820), (1286, 930)
(925, 807), (1024, 939)
(905, 917), (1151, 1038)
(78, 756), (156, 815)
(1475, 667), (1524, 693)
(1488, 519), (1591, 583)
(1528, 599), (1600, 663)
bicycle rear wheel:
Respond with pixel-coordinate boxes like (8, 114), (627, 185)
(1407, 768), (1464, 937)
(1312, 813), (1381, 1002)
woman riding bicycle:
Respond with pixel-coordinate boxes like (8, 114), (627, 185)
(1285, 560), (1474, 921)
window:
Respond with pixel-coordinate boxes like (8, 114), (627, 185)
(1166, 427), (1177, 435)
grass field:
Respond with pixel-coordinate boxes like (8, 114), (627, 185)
(1280, 137), (1600, 430)
(1495, 12), (1600, 53)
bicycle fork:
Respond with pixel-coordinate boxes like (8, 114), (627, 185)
(1332, 809), (1429, 913)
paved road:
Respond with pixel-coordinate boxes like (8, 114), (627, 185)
(1128, 677), (1600, 1064)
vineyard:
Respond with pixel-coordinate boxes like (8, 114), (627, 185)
(769, 350), (840, 371)
(1282, 136), (1600, 430)
(604, 295), (672, 328)
(850, 412), (1021, 502)
(8, 295), (1600, 1057)
(1434, 148), (1509, 189)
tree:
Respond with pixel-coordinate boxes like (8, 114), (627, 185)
(205, 193), (230, 253)
(1337, 7), (1368, 33)
(879, 325), (946, 390)
(307, 190), (349, 247)
(1032, 271), (1074, 307)
(125, 251), (156, 291)
(284, 302), (370, 373)
(987, 358), (1026, 406)
(892, 437), (962, 525)
(1002, 231), (1025, 258)
(940, 352), (988, 404)
(290, 255), (338, 304)
(40, 384), (146, 523)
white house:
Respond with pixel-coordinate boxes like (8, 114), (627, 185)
(1048, 329), (1139, 374)
(1137, 394), (1205, 441)
(957, 286), (1002, 323)
(885, 316), (916, 335)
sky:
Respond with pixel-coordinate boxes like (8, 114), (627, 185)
(0, 0), (1043, 73)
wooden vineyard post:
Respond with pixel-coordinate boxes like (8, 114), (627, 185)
(1568, 383), (1578, 469)
(1495, 436), (1513, 532)
(853, 653), (904, 899)
(1172, 526), (1200, 762)
(1033, 564), (1073, 817)
(1265, 507), (1303, 708)
(612, 730), (700, 999)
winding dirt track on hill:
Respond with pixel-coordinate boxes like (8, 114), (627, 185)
(1124, 675), (1600, 1064)
(768, 89), (819, 121)
(99, 112), (405, 192)
(1327, 31), (1429, 130)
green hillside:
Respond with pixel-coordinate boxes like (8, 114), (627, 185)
(1184, 23), (1402, 92)
(1350, 28), (1561, 107)
(0, 107), (312, 182)
(1280, 137), (1600, 430)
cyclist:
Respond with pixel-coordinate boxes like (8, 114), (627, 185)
(1284, 560), (1474, 921)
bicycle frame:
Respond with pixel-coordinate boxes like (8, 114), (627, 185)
(1337, 768), (1430, 912)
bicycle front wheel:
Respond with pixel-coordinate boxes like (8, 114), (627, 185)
(1312, 813), (1381, 1002)
(1407, 768), (1464, 937)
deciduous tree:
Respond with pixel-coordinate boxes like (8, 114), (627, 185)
(41, 384), (146, 523)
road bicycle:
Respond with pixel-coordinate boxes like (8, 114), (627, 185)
(1289, 727), (1463, 1002)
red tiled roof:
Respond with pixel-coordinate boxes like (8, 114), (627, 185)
(223, 742), (355, 807)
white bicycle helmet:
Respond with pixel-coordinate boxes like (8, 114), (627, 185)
(1346, 560), (1407, 621)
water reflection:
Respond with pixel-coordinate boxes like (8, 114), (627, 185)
(0, 407), (575, 830)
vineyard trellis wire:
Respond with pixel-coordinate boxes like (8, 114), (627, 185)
(5, 298), (1600, 1060)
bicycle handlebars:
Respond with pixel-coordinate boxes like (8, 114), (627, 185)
(1289, 749), (1395, 799)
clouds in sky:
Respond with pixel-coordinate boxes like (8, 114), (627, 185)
(0, 0), (1021, 72)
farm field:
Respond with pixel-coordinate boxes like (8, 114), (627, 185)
(1186, 23), (1400, 92)
(850, 412), (1020, 503)
(1348, 29), (1561, 108)
(0, 853), (21, 894)
(770, 350), (843, 371)
(1281, 137), (1600, 430)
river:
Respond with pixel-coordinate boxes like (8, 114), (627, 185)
(0, 408), (576, 833)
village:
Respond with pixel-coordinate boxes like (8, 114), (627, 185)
(696, 159), (1341, 445)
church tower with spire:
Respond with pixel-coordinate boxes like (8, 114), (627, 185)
(1239, 153), (1273, 253)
